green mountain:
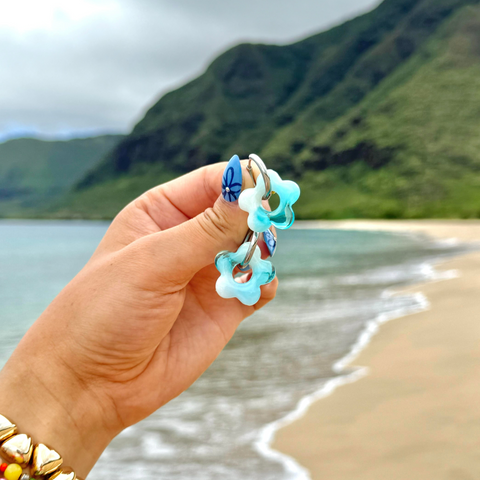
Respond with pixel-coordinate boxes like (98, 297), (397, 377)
(46, 0), (480, 218)
(0, 135), (123, 217)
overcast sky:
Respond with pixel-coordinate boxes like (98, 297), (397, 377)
(0, 0), (380, 141)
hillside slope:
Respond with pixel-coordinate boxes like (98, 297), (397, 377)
(0, 135), (123, 217)
(79, 0), (427, 186)
(291, 4), (480, 218)
(55, 0), (480, 218)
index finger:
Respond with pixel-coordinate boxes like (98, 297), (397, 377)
(94, 160), (256, 256)
(140, 162), (231, 229)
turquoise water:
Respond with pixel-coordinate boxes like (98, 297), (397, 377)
(0, 220), (471, 479)
(0, 221), (109, 356)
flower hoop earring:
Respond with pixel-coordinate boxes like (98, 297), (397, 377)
(239, 154), (300, 233)
(215, 230), (276, 306)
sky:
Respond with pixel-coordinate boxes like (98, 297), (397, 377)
(0, 0), (380, 141)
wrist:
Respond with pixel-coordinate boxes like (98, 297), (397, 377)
(0, 331), (117, 478)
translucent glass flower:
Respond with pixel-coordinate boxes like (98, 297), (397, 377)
(215, 243), (276, 306)
(239, 169), (300, 232)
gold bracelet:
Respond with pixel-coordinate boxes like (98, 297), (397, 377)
(0, 414), (83, 480)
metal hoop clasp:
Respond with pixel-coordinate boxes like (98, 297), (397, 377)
(239, 154), (271, 269)
(246, 154), (272, 200)
(238, 230), (260, 271)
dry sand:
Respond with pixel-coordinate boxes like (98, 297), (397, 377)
(273, 220), (480, 480)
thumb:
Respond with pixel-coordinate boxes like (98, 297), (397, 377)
(152, 195), (250, 283)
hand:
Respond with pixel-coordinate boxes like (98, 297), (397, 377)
(0, 162), (278, 478)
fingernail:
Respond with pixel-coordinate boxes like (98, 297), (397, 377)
(222, 154), (242, 202)
(263, 229), (277, 257)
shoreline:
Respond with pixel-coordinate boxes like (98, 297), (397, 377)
(271, 220), (480, 479)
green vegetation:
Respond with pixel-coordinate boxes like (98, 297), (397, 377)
(293, 4), (480, 218)
(6, 0), (480, 219)
(0, 135), (123, 217)
(81, 0), (431, 185)
(46, 167), (176, 220)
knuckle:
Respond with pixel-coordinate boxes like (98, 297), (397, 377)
(198, 206), (232, 240)
(264, 278), (279, 301)
(132, 189), (157, 216)
(123, 239), (185, 293)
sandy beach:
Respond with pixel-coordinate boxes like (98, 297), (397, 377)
(274, 220), (480, 479)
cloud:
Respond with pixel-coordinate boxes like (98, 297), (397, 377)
(0, 0), (380, 140)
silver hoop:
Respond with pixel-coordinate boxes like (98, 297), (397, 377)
(238, 230), (260, 271)
(238, 154), (272, 269)
(247, 154), (272, 200)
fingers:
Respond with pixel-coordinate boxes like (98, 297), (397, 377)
(144, 156), (263, 226)
(109, 159), (275, 288)
(94, 160), (259, 258)
(140, 194), (250, 287)
(137, 158), (264, 229)
(254, 277), (279, 311)
(133, 163), (228, 229)
(92, 163), (228, 257)
(235, 272), (252, 284)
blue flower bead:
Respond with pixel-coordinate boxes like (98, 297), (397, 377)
(239, 169), (300, 232)
(215, 243), (276, 306)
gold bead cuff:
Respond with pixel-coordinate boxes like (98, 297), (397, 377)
(0, 415), (17, 442)
(0, 413), (78, 479)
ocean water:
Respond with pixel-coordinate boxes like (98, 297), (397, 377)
(0, 220), (473, 480)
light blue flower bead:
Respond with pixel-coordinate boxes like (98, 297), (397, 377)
(238, 169), (300, 232)
(215, 243), (276, 306)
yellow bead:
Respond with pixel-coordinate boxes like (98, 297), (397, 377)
(5, 463), (23, 480)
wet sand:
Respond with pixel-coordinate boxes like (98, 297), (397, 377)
(274, 220), (480, 479)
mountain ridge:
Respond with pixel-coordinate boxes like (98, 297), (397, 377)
(8, 0), (480, 219)
(78, 0), (425, 185)
(0, 134), (123, 217)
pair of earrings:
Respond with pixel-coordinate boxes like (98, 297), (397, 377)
(215, 154), (300, 306)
